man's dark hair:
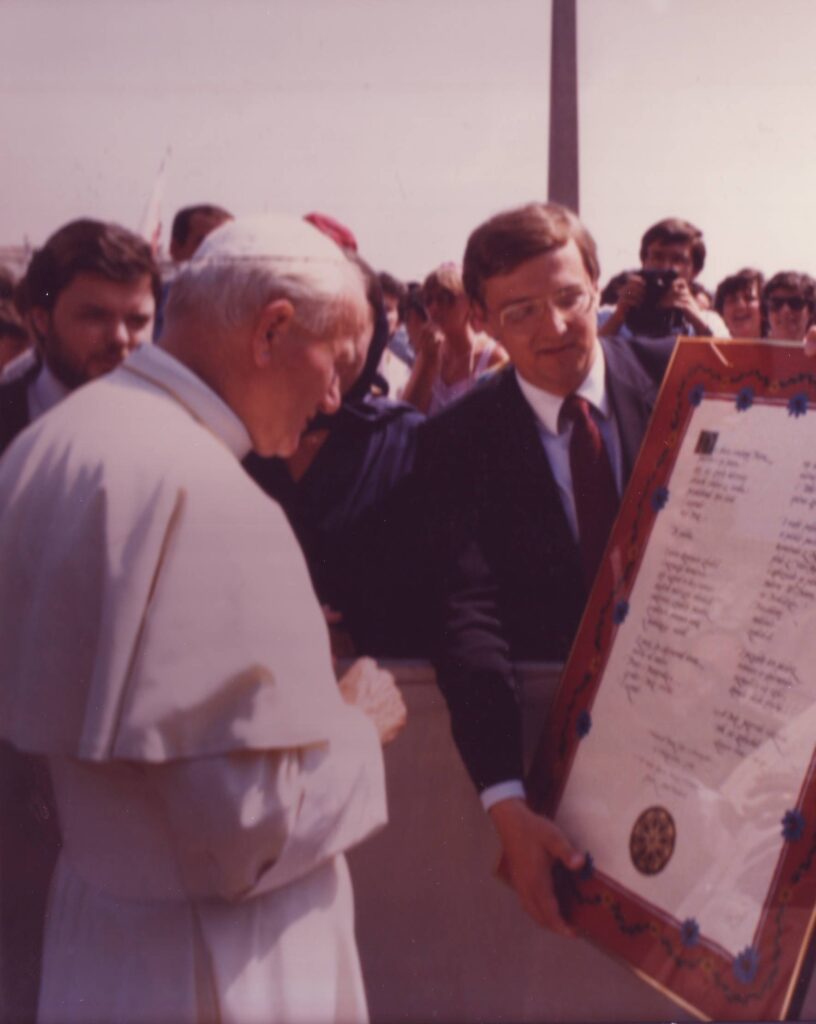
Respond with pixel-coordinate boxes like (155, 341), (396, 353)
(714, 268), (764, 315)
(171, 204), (233, 250)
(16, 219), (161, 315)
(463, 202), (600, 307)
(400, 282), (427, 323)
(761, 270), (810, 301)
(762, 271), (816, 306)
(639, 217), (706, 276)
(377, 271), (406, 304)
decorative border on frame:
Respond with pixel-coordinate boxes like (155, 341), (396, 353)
(533, 342), (816, 1020)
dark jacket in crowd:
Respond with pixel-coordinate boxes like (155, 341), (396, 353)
(0, 358), (63, 1024)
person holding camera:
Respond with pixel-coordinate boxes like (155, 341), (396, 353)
(598, 217), (727, 340)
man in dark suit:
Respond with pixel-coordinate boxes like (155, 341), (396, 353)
(420, 202), (675, 935)
(0, 217), (160, 1023)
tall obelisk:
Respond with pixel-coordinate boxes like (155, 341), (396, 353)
(548, 0), (579, 212)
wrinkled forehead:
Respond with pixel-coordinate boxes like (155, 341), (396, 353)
(484, 240), (593, 304)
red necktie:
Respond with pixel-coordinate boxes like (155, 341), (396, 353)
(559, 394), (619, 588)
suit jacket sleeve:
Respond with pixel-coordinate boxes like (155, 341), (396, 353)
(417, 404), (525, 794)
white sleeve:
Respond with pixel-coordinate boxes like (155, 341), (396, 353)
(480, 779), (527, 812)
(698, 308), (730, 337)
(146, 705), (386, 903)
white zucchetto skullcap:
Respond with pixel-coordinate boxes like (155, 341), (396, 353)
(193, 213), (350, 266)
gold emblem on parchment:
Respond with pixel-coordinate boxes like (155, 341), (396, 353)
(629, 806), (676, 875)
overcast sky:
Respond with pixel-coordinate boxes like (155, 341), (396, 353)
(2, 0), (816, 289)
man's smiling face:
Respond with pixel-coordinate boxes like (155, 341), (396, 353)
(475, 239), (600, 396)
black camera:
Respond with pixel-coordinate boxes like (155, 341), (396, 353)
(625, 268), (685, 337)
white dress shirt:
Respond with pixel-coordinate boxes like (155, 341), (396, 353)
(481, 341), (623, 812)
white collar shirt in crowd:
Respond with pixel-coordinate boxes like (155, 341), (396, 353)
(514, 340), (624, 542)
(480, 343), (623, 814)
(0, 348), (70, 419)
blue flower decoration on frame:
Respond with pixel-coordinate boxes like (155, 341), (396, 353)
(735, 386), (754, 412)
(788, 392), (808, 418)
(579, 852), (595, 881)
(733, 946), (760, 984)
(679, 918), (700, 948)
(576, 709), (592, 738)
(651, 486), (669, 512)
(613, 600), (629, 625)
(781, 809), (806, 842)
(689, 384), (704, 407)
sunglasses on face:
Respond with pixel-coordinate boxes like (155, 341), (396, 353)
(767, 296), (811, 313)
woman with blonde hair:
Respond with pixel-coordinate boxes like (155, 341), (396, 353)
(402, 262), (506, 414)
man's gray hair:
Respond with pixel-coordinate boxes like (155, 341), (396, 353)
(164, 214), (366, 338)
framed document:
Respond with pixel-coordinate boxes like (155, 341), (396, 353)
(529, 338), (816, 1021)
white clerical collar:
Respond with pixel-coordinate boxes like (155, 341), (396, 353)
(515, 341), (609, 436)
(122, 344), (253, 460)
(29, 361), (70, 421)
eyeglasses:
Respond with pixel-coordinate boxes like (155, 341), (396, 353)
(767, 296), (811, 313)
(497, 289), (593, 333)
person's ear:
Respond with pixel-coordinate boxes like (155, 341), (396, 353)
(28, 308), (50, 346)
(252, 298), (295, 368)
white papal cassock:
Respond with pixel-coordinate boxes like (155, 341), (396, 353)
(0, 344), (387, 1024)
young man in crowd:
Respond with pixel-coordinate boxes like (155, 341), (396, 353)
(0, 218), (160, 450)
(0, 217), (161, 1022)
(762, 271), (815, 342)
(376, 270), (414, 395)
(152, 203), (234, 339)
(420, 202), (675, 934)
(378, 271), (415, 366)
(599, 217), (727, 339)
(169, 203), (233, 264)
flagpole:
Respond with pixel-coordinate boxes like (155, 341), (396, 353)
(138, 146), (172, 255)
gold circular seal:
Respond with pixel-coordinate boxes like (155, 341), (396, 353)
(630, 806), (676, 875)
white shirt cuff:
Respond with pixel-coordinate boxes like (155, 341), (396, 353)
(480, 779), (526, 812)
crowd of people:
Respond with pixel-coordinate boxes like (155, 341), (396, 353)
(0, 201), (812, 1022)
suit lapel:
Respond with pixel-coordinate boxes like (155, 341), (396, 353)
(603, 340), (657, 481)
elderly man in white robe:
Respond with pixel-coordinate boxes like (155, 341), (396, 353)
(0, 215), (406, 1024)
